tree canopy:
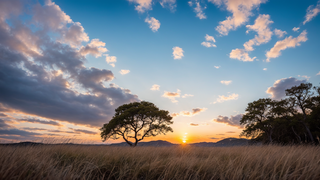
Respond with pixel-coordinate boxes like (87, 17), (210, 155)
(100, 101), (173, 146)
(240, 83), (320, 144)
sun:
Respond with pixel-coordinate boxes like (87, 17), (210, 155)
(183, 140), (186, 143)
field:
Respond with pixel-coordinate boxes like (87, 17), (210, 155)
(0, 145), (320, 180)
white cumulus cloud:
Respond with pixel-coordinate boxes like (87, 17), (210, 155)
(150, 84), (160, 91)
(172, 46), (184, 59)
(145, 17), (160, 32)
(266, 77), (307, 100)
(119, 69), (130, 75)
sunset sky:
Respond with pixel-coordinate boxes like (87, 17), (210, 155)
(0, 0), (320, 144)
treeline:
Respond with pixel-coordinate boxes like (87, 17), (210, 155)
(240, 83), (320, 144)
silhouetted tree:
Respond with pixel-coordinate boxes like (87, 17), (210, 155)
(241, 83), (320, 144)
(100, 101), (173, 147)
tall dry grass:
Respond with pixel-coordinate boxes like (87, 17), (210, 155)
(0, 144), (319, 180)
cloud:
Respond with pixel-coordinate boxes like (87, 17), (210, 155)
(201, 42), (216, 48)
(292, 27), (300, 32)
(221, 80), (232, 85)
(171, 108), (207, 117)
(226, 131), (236, 133)
(150, 84), (160, 91)
(274, 28), (287, 38)
(18, 119), (62, 126)
(119, 69), (130, 75)
(317, 71), (320, 75)
(69, 128), (97, 135)
(159, 0), (177, 11)
(105, 55), (117, 67)
(210, 0), (266, 36)
(79, 39), (108, 58)
(244, 14), (273, 51)
(266, 77), (307, 100)
(303, 1), (320, 25)
(145, 17), (160, 32)
(0, 0), (139, 129)
(172, 46), (184, 59)
(189, 0), (207, 19)
(128, 0), (153, 13)
(214, 66), (220, 69)
(213, 114), (244, 128)
(182, 94), (194, 98)
(230, 14), (273, 61)
(62, 22), (89, 47)
(230, 48), (256, 61)
(190, 123), (199, 126)
(0, 128), (42, 136)
(263, 68), (267, 71)
(266, 30), (308, 62)
(201, 34), (217, 48)
(213, 93), (239, 104)
(0, 119), (12, 129)
(162, 89), (181, 103)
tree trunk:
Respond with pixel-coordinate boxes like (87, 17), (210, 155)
(301, 121), (314, 143)
(291, 126), (302, 144)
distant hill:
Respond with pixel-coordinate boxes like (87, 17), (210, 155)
(190, 138), (249, 147)
(0, 138), (249, 147)
(109, 138), (249, 147)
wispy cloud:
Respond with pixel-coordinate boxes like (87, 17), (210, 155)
(162, 89), (181, 103)
(220, 80), (232, 85)
(171, 108), (207, 117)
(188, 0), (207, 19)
(128, 0), (153, 13)
(214, 66), (220, 69)
(266, 30), (307, 62)
(274, 29), (287, 38)
(303, 0), (320, 25)
(212, 93), (239, 104)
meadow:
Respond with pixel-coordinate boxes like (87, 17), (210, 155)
(0, 145), (319, 180)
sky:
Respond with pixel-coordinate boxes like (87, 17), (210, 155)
(0, 0), (320, 144)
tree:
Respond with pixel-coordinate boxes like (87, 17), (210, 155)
(285, 83), (315, 143)
(240, 98), (276, 143)
(100, 101), (173, 147)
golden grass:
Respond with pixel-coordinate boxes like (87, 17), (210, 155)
(0, 145), (319, 180)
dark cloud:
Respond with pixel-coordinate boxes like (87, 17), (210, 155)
(0, 113), (7, 117)
(210, 137), (220, 139)
(22, 127), (47, 131)
(69, 128), (97, 135)
(266, 77), (307, 100)
(0, 119), (11, 129)
(0, 129), (41, 137)
(213, 114), (244, 128)
(0, 0), (139, 129)
(19, 119), (62, 126)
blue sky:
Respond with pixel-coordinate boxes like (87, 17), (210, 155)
(0, 0), (319, 143)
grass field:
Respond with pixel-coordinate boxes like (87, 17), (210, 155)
(0, 145), (319, 180)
